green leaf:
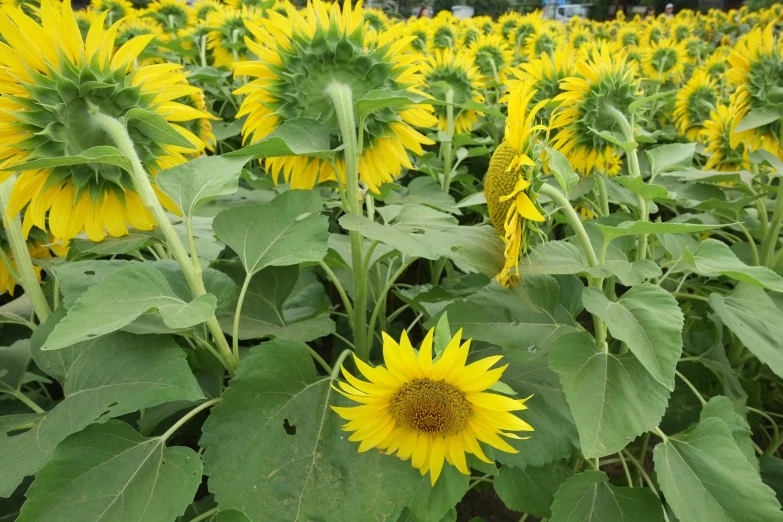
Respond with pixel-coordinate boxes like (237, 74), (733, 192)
(0, 340), (30, 394)
(213, 190), (328, 276)
(69, 231), (162, 257)
(654, 417), (783, 522)
(17, 421), (201, 522)
(520, 241), (611, 279)
(125, 108), (196, 149)
(433, 311), (451, 356)
(709, 284), (783, 379)
(582, 284), (684, 390)
(545, 148), (580, 196)
(594, 220), (729, 243)
(549, 333), (670, 458)
(494, 462), (573, 519)
(761, 456), (783, 505)
(408, 465), (469, 522)
(354, 90), (428, 120)
(0, 295), (34, 327)
(550, 471), (664, 522)
(201, 339), (419, 522)
(735, 105), (783, 133)
(2, 145), (131, 172)
(226, 118), (338, 160)
(386, 177), (460, 215)
(0, 325), (202, 497)
(216, 264), (334, 342)
(700, 395), (756, 469)
(646, 143), (695, 178)
(629, 89), (676, 113)
(685, 239), (783, 292)
(156, 154), (252, 218)
(617, 176), (670, 201)
(436, 278), (579, 362)
(43, 264), (217, 350)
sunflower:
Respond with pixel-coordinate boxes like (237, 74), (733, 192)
(90, 0), (135, 26)
(468, 34), (513, 84)
(363, 8), (389, 32)
(522, 30), (560, 61)
(460, 25), (481, 47)
(671, 20), (690, 42)
(224, 0), (273, 10)
(144, 0), (189, 33)
(234, 0), (436, 192)
(510, 47), (574, 124)
(429, 15), (458, 51)
(569, 26), (592, 50)
(497, 12), (519, 41)
(179, 91), (218, 153)
(595, 147), (622, 176)
(189, 0), (221, 23)
(645, 21), (665, 46)
(616, 26), (639, 48)
(332, 327), (533, 485)
(642, 38), (688, 83)
(485, 82), (547, 287)
(420, 50), (485, 135)
(673, 68), (718, 141)
(116, 16), (165, 52)
(705, 47), (730, 78)
(206, 6), (263, 68)
(702, 100), (757, 171)
(727, 22), (783, 159)
(0, 0), (210, 242)
(550, 44), (641, 175)
(404, 19), (428, 53)
(0, 230), (66, 296)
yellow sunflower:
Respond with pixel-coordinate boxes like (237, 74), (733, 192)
(673, 68), (718, 141)
(429, 13), (458, 52)
(595, 147), (622, 176)
(144, 0), (190, 33)
(189, 0), (222, 23)
(332, 327), (533, 485)
(468, 34), (513, 84)
(702, 100), (757, 171)
(642, 38), (688, 83)
(90, 0), (135, 25)
(510, 46), (574, 124)
(206, 6), (263, 68)
(522, 29), (561, 61)
(0, 0), (210, 242)
(485, 82), (547, 287)
(234, 0), (436, 192)
(420, 50), (485, 135)
(0, 230), (67, 296)
(569, 25), (592, 50)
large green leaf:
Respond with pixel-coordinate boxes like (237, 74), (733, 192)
(550, 333), (670, 458)
(437, 277), (579, 362)
(0, 324), (203, 497)
(0, 340), (30, 395)
(156, 154), (252, 219)
(408, 465), (469, 522)
(17, 421), (201, 522)
(654, 417), (783, 522)
(709, 284), (783, 378)
(212, 190), (328, 276)
(200, 339), (419, 522)
(2, 145), (131, 172)
(494, 462), (573, 519)
(646, 143), (695, 178)
(700, 395), (756, 469)
(582, 284), (683, 390)
(226, 118), (338, 160)
(125, 108), (196, 149)
(761, 457), (783, 505)
(550, 471), (663, 522)
(545, 148), (580, 196)
(519, 241), (611, 279)
(43, 264), (217, 350)
(685, 239), (783, 292)
(386, 177), (460, 215)
(735, 105), (783, 132)
(69, 231), (162, 258)
(594, 220), (729, 243)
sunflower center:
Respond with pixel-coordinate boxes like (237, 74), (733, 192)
(390, 379), (471, 435)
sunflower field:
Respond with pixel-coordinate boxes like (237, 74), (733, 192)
(2, 0), (783, 520)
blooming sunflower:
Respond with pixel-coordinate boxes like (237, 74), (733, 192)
(115, 16), (165, 54)
(595, 147), (622, 176)
(702, 100), (757, 171)
(509, 47), (574, 124)
(189, 0), (221, 24)
(234, 0), (436, 192)
(485, 82), (547, 287)
(144, 0), (189, 33)
(0, 229), (67, 296)
(704, 47), (730, 78)
(429, 14), (458, 52)
(642, 38), (688, 83)
(224, 0), (273, 10)
(206, 6), (263, 68)
(460, 25), (481, 47)
(550, 44), (642, 175)
(90, 0), (135, 25)
(616, 27), (639, 48)
(332, 327), (533, 485)
(673, 68), (718, 141)
(727, 22), (783, 159)
(522, 30), (560, 61)
(420, 50), (485, 135)
(468, 34), (513, 83)
(569, 26), (592, 50)
(405, 20), (429, 53)
(362, 7), (389, 32)
(0, 0), (210, 241)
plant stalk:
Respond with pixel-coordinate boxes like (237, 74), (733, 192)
(762, 181), (783, 266)
(441, 88), (456, 192)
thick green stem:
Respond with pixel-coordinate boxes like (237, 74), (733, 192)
(199, 35), (208, 68)
(13, 390), (45, 414)
(762, 181), (783, 266)
(441, 89), (456, 192)
(326, 82), (369, 361)
(160, 398), (220, 442)
(0, 176), (51, 322)
(233, 274), (252, 362)
(596, 174), (610, 217)
(92, 112), (237, 375)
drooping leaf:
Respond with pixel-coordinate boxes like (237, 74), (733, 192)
(200, 339), (419, 522)
(646, 142), (695, 178)
(709, 284), (783, 379)
(549, 333), (670, 459)
(17, 421), (201, 522)
(494, 462), (573, 519)
(212, 190), (329, 276)
(685, 239), (783, 292)
(582, 284), (684, 390)
(654, 418), (783, 522)
(550, 471), (663, 522)
(43, 263), (217, 350)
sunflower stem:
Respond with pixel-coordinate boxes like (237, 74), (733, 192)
(92, 112), (237, 375)
(596, 173), (610, 217)
(199, 35), (208, 68)
(0, 176), (51, 323)
(761, 179), (783, 267)
(441, 88), (456, 192)
(331, 349), (353, 381)
(232, 273), (252, 363)
(326, 82), (369, 362)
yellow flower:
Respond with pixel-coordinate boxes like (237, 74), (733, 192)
(206, 6), (263, 68)
(420, 50), (485, 135)
(701, 98), (757, 172)
(0, 0), (210, 241)
(596, 148), (622, 176)
(144, 0), (189, 33)
(332, 327), (533, 485)
(642, 38), (688, 83)
(188, 0), (222, 24)
(234, 0), (436, 193)
(0, 232), (67, 296)
(90, 0), (135, 26)
(468, 34), (513, 83)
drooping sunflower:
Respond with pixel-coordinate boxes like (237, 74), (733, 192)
(0, 0), (210, 241)
(420, 50), (485, 135)
(332, 327), (533, 485)
(467, 34), (513, 84)
(206, 6), (263, 68)
(727, 22), (783, 159)
(673, 68), (718, 141)
(234, 0), (437, 192)
(144, 0), (190, 34)
(90, 0), (135, 26)
(485, 82), (547, 287)
(550, 44), (642, 175)
(702, 100), (757, 171)
(642, 38), (688, 83)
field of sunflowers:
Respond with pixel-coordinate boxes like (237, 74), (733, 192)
(1, 0), (783, 520)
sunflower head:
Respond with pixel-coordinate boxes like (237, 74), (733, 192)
(617, 27), (639, 47)
(642, 38), (688, 83)
(467, 34), (513, 83)
(511, 47), (574, 124)
(144, 0), (190, 33)
(671, 20), (691, 42)
(497, 12), (519, 40)
(206, 6), (263, 67)
(90, 0), (135, 25)
(362, 8), (388, 32)
(673, 68), (718, 141)
(522, 30), (560, 60)
(570, 26), (592, 50)
(461, 26), (481, 47)
(702, 100), (757, 172)
(429, 17), (458, 51)
(116, 16), (164, 51)
(234, 0), (437, 192)
(0, 228), (67, 296)
(550, 44), (641, 175)
(0, 0), (209, 241)
(420, 50), (485, 135)
(332, 327), (533, 485)
(704, 47), (730, 77)
(189, 0), (222, 24)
